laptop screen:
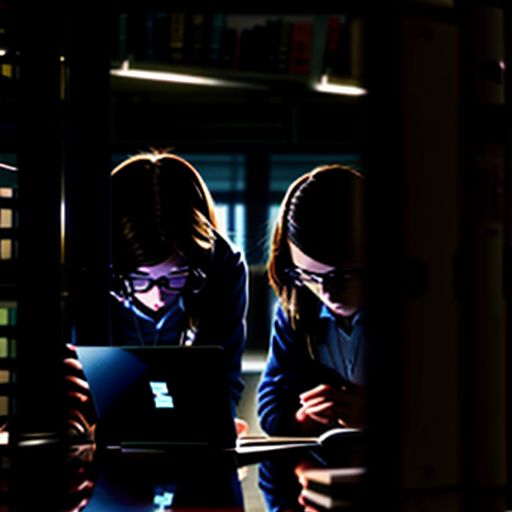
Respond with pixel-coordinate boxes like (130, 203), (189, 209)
(76, 346), (236, 450)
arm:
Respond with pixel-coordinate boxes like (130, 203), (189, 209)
(258, 305), (364, 435)
(195, 234), (248, 415)
(257, 305), (319, 436)
(64, 344), (97, 443)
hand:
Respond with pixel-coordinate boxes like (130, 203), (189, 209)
(64, 344), (97, 442)
(295, 459), (324, 512)
(64, 359), (91, 404)
(234, 418), (250, 481)
(65, 444), (97, 512)
(295, 383), (365, 429)
(234, 417), (249, 437)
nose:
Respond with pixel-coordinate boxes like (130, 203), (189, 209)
(145, 286), (166, 311)
(321, 280), (350, 303)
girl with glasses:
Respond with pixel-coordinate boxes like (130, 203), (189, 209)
(110, 151), (248, 412)
(66, 151), (249, 440)
(258, 164), (367, 437)
(257, 164), (367, 511)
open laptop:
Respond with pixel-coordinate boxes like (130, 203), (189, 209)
(75, 345), (237, 452)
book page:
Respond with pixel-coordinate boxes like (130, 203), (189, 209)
(237, 427), (362, 448)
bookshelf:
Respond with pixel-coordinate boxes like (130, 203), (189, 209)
(110, 2), (511, 509)
(106, 6), (370, 172)
(109, 9), (368, 359)
(5, 1), (511, 510)
(458, 2), (508, 498)
(110, 11), (365, 87)
(0, 0), (16, 444)
(109, 12), (367, 158)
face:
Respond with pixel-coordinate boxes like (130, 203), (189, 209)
(288, 241), (365, 318)
(127, 253), (189, 312)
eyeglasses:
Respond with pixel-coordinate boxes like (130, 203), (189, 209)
(284, 266), (366, 288)
(118, 266), (206, 295)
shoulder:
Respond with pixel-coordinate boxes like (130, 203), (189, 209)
(211, 230), (247, 273)
(273, 292), (324, 331)
(353, 308), (367, 326)
(274, 301), (289, 325)
(198, 230), (248, 302)
(272, 302), (297, 342)
(213, 229), (243, 257)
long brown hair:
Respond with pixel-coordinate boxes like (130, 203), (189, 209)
(268, 164), (365, 337)
(111, 150), (218, 274)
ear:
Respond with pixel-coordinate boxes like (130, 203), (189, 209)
(187, 268), (207, 294)
(110, 272), (131, 300)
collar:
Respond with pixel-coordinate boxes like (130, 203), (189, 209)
(319, 304), (365, 328)
(123, 295), (185, 330)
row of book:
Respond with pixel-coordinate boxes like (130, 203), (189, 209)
(112, 12), (359, 78)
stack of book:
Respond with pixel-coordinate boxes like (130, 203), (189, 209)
(299, 466), (364, 511)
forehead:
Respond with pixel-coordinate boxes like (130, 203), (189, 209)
(288, 241), (335, 273)
(288, 241), (365, 273)
(135, 254), (188, 276)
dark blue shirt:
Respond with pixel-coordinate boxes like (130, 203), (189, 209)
(317, 305), (365, 385)
(257, 303), (366, 511)
(258, 303), (366, 435)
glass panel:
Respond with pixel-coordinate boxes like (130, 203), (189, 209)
(234, 204), (246, 250)
(0, 240), (11, 259)
(0, 338), (8, 358)
(0, 396), (8, 416)
(182, 154), (246, 192)
(214, 204), (228, 236)
(0, 208), (12, 228)
(267, 204), (280, 241)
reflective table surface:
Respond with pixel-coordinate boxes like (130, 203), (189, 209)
(1, 440), (506, 512)
(2, 440), (245, 511)
(0, 437), (366, 511)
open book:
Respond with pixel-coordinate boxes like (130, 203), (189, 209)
(235, 427), (362, 455)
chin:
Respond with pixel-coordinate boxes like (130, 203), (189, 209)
(328, 303), (358, 318)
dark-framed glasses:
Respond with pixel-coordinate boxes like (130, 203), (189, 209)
(285, 266), (366, 288)
(118, 266), (206, 295)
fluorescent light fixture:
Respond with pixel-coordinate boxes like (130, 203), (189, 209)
(60, 196), (66, 263)
(111, 60), (264, 90)
(111, 61), (366, 96)
(0, 163), (17, 172)
(18, 438), (55, 447)
(314, 74), (368, 96)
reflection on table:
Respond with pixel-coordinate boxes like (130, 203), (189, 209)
(0, 434), (371, 511)
(258, 444), (365, 512)
(2, 439), (244, 511)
